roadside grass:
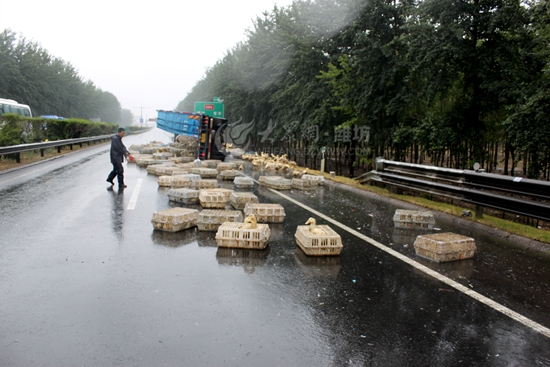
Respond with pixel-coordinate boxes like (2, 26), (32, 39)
(299, 167), (550, 245)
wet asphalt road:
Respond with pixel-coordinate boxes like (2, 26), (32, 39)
(1, 128), (549, 367)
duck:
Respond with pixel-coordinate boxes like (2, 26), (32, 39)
(305, 217), (327, 235)
(241, 214), (258, 229)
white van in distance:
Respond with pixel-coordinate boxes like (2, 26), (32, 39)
(0, 98), (33, 117)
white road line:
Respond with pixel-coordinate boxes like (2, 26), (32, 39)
(127, 178), (143, 210)
(253, 178), (550, 339)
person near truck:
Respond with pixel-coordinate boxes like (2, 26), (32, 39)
(106, 128), (131, 188)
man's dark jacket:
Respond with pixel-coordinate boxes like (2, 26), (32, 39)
(110, 134), (129, 164)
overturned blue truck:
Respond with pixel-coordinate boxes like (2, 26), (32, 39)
(156, 110), (228, 161)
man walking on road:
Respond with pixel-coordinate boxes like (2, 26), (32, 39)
(106, 127), (130, 188)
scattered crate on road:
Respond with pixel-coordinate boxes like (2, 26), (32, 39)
(158, 176), (174, 187)
(153, 164), (178, 176)
(220, 170), (240, 180)
(291, 178), (314, 190)
(167, 188), (200, 204)
(393, 209), (435, 230)
(199, 191), (228, 209)
(190, 179), (218, 190)
(217, 162), (237, 172)
(203, 160), (222, 168)
(215, 222), (270, 250)
(259, 176), (282, 186)
(204, 188), (234, 200)
(171, 174), (201, 188)
(151, 208), (198, 232)
(244, 203), (286, 223)
(198, 210), (244, 231)
(189, 167), (218, 178)
(295, 225), (343, 256)
(230, 192), (259, 210)
(413, 232), (477, 263)
(234, 176), (254, 189)
(301, 174), (325, 186)
(265, 177), (292, 190)
(146, 164), (167, 175)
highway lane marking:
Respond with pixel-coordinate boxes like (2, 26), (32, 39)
(127, 178), (143, 210)
(247, 176), (550, 339)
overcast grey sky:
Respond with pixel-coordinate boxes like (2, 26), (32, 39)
(1, 0), (295, 121)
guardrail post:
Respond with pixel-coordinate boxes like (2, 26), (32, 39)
(69, 144), (73, 150)
(16, 152), (20, 163)
(475, 204), (484, 218)
(40, 149), (45, 157)
(375, 157), (385, 171)
(57, 146), (61, 153)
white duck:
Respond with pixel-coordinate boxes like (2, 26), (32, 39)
(305, 217), (326, 235)
(242, 214), (258, 229)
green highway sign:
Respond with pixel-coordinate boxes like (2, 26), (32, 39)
(194, 101), (224, 118)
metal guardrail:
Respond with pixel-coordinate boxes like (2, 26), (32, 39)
(0, 135), (112, 162)
(356, 158), (550, 222)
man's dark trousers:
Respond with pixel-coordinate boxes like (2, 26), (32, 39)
(107, 162), (124, 185)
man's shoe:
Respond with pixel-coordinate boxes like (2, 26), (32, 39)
(119, 184), (128, 188)
(106, 179), (114, 185)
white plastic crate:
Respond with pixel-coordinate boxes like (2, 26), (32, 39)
(234, 176), (254, 189)
(146, 164), (166, 175)
(135, 158), (156, 167)
(198, 210), (244, 231)
(158, 176), (174, 187)
(265, 177), (292, 190)
(153, 152), (172, 160)
(220, 170), (240, 180)
(203, 188), (234, 200)
(393, 209), (435, 230)
(295, 225), (343, 256)
(171, 174), (201, 188)
(244, 203), (286, 223)
(203, 159), (222, 168)
(167, 188), (200, 204)
(155, 166), (179, 176)
(259, 176), (282, 186)
(151, 208), (199, 232)
(215, 222), (270, 250)
(189, 167), (218, 178)
(414, 233), (477, 263)
(217, 162), (237, 172)
(230, 192), (259, 210)
(291, 178), (314, 190)
(171, 168), (190, 176)
(301, 174), (325, 186)
(191, 179), (219, 190)
(173, 156), (195, 163)
(199, 191), (228, 209)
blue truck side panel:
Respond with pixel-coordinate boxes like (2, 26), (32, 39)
(156, 110), (201, 136)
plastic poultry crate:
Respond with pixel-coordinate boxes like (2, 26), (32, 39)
(413, 233), (477, 263)
(199, 191), (228, 209)
(295, 225), (343, 256)
(215, 222), (270, 249)
(234, 176), (254, 189)
(167, 188), (200, 204)
(151, 208), (198, 232)
(244, 203), (285, 223)
(198, 210), (244, 231)
(230, 192), (259, 210)
(393, 209), (435, 230)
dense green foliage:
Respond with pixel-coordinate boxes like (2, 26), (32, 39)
(0, 29), (122, 123)
(0, 114), (117, 146)
(177, 0), (550, 179)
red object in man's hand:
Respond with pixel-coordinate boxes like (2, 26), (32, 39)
(128, 155), (135, 163)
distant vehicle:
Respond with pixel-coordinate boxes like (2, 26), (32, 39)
(0, 98), (33, 118)
(40, 115), (65, 120)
